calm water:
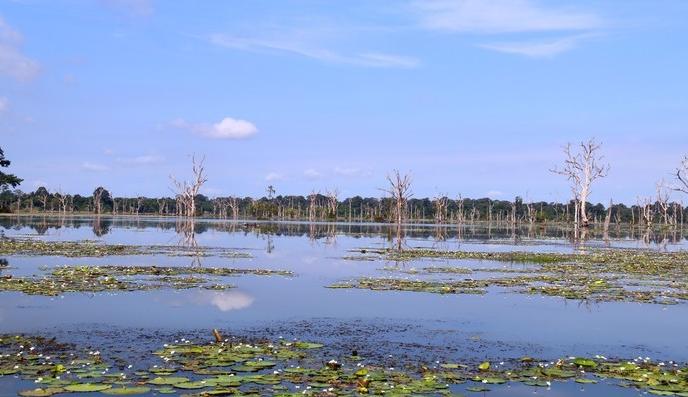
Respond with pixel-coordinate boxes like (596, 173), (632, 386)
(1, 215), (687, 396)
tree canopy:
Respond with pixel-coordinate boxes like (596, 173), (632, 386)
(0, 147), (22, 190)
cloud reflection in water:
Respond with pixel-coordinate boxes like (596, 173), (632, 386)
(194, 290), (255, 312)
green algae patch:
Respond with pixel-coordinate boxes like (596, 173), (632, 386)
(0, 265), (292, 296)
(0, 237), (253, 258)
(337, 247), (688, 304)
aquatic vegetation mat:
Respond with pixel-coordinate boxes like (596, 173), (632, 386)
(0, 265), (292, 296)
(0, 238), (251, 258)
(2, 333), (688, 396)
(336, 248), (688, 304)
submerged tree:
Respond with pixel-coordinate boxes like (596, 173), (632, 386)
(551, 139), (609, 227)
(676, 155), (688, 195)
(92, 186), (110, 214)
(381, 170), (412, 251)
(171, 155), (207, 217)
(0, 147), (22, 190)
(382, 170), (413, 226)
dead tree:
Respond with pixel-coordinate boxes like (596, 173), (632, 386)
(456, 195), (465, 224)
(326, 189), (339, 220)
(171, 155), (207, 217)
(656, 180), (672, 226)
(433, 194), (448, 224)
(603, 199), (613, 233)
(228, 197), (240, 219)
(526, 202), (537, 226)
(54, 189), (69, 214)
(551, 138), (609, 227)
(639, 197), (654, 228)
(92, 187), (105, 214)
(675, 155), (688, 194)
(381, 170), (413, 226)
(308, 190), (319, 222)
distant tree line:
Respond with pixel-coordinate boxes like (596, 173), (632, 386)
(1, 144), (687, 228)
(1, 186), (686, 227)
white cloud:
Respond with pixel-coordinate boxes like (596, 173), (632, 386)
(479, 34), (591, 58)
(0, 17), (40, 81)
(412, 0), (603, 34)
(304, 169), (322, 179)
(172, 116), (258, 140)
(210, 34), (419, 69)
(0, 96), (7, 112)
(265, 172), (284, 182)
(116, 154), (164, 165)
(486, 190), (504, 198)
(81, 162), (110, 172)
(334, 167), (372, 177)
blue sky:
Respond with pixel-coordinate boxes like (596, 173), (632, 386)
(1, 0), (687, 204)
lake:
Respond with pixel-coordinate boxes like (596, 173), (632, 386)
(1, 215), (687, 397)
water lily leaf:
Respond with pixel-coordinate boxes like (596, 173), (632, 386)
(467, 386), (490, 392)
(100, 387), (151, 395)
(575, 378), (598, 384)
(18, 388), (63, 397)
(478, 362), (490, 371)
(572, 358), (597, 368)
(481, 377), (506, 384)
(174, 381), (209, 389)
(148, 376), (189, 385)
(64, 383), (113, 392)
(441, 363), (460, 369)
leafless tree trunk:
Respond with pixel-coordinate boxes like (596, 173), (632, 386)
(171, 155), (207, 217)
(526, 202), (537, 226)
(228, 197), (239, 220)
(93, 188), (104, 214)
(381, 170), (412, 226)
(675, 155), (688, 194)
(54, 189), (69, 214)
(656, 180), (671, 226)
(603, 199), (612, 233)
(551, 138), (609, 227)
(308, 190), (319, 222)
(326, 189), (339, 220)
(433, 194), (448, 224)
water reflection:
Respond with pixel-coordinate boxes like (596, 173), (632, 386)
(1, 215), (688, 250)
(193, 290), (255, 312)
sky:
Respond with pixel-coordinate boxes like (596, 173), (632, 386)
(1, 0), (687, 204)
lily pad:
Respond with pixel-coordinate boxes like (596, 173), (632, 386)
(148, 376), (190, 385)
(100, 387), (151, 395)
(64, 383), (113, 392)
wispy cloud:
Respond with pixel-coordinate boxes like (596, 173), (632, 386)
(116, 154), (164, 165)
(334, 167), (372, 177)
(81, 162), (110, 172)
(412, 0), (603, 34)
(172, 116), (258, 139)
(209, 33), (419, 69)
(304, 169), (322, 179)
(479, 34), (595, 58)
(0, 17), (40, 81)
(265, 172), (284, 182)
(410, 0), (604, 57)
